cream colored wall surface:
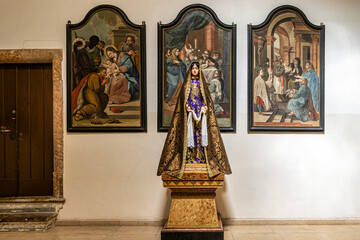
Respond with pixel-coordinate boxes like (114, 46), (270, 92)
(1, 0), (359, 220)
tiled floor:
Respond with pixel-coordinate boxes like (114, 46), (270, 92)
(1, 225), (360, 240)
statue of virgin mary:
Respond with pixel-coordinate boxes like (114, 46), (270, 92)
(157, 62), (231, 179)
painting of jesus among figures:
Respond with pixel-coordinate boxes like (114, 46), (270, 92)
(249, 6), (324, 132)
(158, 5), (236, 132)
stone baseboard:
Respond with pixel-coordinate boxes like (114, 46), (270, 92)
(56, 218), (360, 226)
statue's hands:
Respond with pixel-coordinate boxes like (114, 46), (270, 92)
(201, 106), (208, 113)
(127, 50), (135, 56)
(186, 105), (191, 112)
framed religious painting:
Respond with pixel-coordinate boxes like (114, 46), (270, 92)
(158, 4), (236, 132)
(248, 5), (324, 133)
(66, 5), (146, 132)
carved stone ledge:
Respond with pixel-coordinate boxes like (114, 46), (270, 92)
(0, 49), (62, 63)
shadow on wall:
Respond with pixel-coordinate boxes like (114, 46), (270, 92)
(216, 180), (231, 219)
(161, 188), (172, 222)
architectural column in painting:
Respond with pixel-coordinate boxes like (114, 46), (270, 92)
(294, 34), (302, 59)
(311, 34), (320, 73)
(253, 38), (265, 66)
(204, 22), (215, 54)
(179, 35), (188, 61)
(265, 36), (276, 64)
(282, 46), (292, 66)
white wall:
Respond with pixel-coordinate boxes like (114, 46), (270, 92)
(1, 0), (359, 220)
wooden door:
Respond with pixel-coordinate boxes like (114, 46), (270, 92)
(0, 64), (53, 197)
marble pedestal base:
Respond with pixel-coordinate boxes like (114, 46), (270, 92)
(161, 170), (224, 240)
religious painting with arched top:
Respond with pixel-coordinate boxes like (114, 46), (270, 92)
(158, 4), (236, 132)
(66, 5), (146, 132)
(248, 5), (325, 133)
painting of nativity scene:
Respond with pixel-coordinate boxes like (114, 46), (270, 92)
(67, 6), (146, 131)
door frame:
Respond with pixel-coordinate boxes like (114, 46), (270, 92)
(0, 49), (63, 198)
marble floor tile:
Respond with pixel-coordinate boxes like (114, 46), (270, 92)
(231, 225), (274, 233)
(280, 232), (332, 240)
(348, 224), (360, 232)
(57, 236), (108, 240)
(106, 234), (158, 240)
(232, 232), (282, 240)
(113, 226), (161, 235)
(49, 226), (119, 236)
(224, 225), (232, 231)
(310, 225), (355, 233)
(224, 230), (234, 240)
(270, 224), (314, 233)
(325, 231), (360, 240)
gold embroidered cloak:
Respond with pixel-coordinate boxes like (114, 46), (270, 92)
(157, 64), (232, 179)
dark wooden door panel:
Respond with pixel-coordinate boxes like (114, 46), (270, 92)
(18, 65), (31, 181)
(29, 65), (45, 180)
(18, 64), (53, 196)
(0, 63), (53, 197)
(19, 178), (53, 196)
(0, 65), (18, 197)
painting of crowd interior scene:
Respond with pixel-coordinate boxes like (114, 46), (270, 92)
(68, 7), (145, 131)
(251, 9), (322, 129)
(160, 7), (235, 131)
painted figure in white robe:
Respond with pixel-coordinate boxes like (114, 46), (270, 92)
(254, 69), (271, 114)
(208, 70), (225, 115)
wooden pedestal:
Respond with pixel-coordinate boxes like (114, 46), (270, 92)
(161, 169), (224, 240)
(161, 215), (224, 240)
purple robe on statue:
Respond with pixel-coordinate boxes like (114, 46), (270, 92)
(186, 77), (206, 164)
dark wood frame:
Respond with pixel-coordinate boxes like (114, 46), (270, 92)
(248, 5), (325, 133)
(157, 4), (236, 132)
(66, 5), (147, 132)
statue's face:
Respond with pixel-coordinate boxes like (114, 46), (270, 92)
(191, 64), (199, 76)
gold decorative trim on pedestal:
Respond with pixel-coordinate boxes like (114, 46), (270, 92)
(162, 172), (224, 229)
